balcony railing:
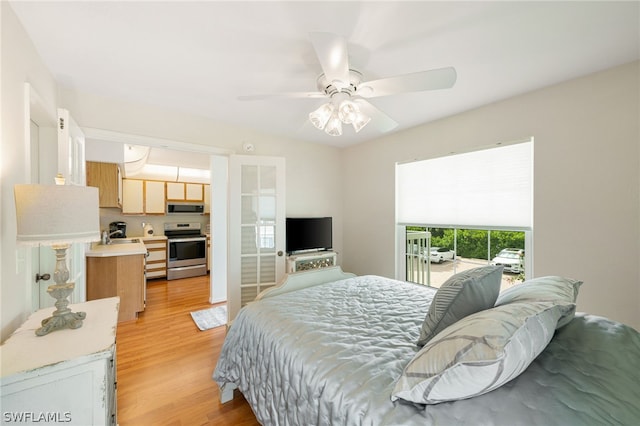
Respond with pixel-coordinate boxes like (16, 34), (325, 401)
(405, 231), (430, 285)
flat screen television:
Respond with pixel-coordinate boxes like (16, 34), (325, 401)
(286, 217), (332, 254)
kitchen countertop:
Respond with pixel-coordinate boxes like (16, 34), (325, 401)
(86, 241), (148, 257)
(139, 235), (168, 241)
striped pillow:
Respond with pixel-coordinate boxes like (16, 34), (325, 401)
(417, 265), (503, 346)
(495, 275), (582, 328)
(394, 300), (571, 404)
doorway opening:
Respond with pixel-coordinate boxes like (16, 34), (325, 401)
(82, 128), (233, 305)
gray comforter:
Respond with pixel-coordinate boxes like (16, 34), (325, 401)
(214, 275), (640, 425)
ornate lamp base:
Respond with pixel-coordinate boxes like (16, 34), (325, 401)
(36, 274), (86, 336)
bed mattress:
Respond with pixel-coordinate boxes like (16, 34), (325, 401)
(214, 275), (640, 425)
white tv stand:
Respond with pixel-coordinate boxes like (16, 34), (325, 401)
(287, 251), (337, 273)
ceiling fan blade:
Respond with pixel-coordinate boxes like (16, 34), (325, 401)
(358, 67), (457, 98)
(309, 32), (350, 89)
(353, 99), (399, 133)
(238, 92), (325, 101)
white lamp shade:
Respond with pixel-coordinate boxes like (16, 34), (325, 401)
(14, 184), (101, 246)
(324, 112), (343, 136)
(338, 100), (359, 124)
(352, 112), (371, 133)
(310, 94), (371, 135)
(309, 103), (334, 130)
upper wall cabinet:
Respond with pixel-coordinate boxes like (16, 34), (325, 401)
(121, 179), (166, 215)
(166, 182), (184, 200)
(186, 183), (203, 201)
(167, 182), (204, 202)
(121, 179), (144, 214)
(121, 179), (208, 215)
(145, 181), (166, 214)
(86, 161), (122, 208)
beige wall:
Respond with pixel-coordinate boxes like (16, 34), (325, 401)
(58, 88), (345, 246)
(342, 61), (640, 330)
(1, 1), (344, 341)
(3, 0), (637, 341)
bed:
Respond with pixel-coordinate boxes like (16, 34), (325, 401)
(214, 266), (640, 425)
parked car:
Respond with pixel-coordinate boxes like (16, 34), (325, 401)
(491, 248), (525, 273)
(429, 247), (456, 263)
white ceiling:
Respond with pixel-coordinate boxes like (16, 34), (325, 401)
(10, 1), (640, 148)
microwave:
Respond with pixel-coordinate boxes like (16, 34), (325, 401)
(166, 202), (205, 215)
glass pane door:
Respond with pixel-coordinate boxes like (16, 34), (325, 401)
(229, 156), (285, 321)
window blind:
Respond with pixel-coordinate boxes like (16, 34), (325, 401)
(396, 141), (532, 230)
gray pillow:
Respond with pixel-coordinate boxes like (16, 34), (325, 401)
(393, 300), (572, 405)
(417, 265), (503, 347)
(495, 275), (582, 328)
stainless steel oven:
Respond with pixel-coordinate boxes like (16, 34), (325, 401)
(164, 223), (207, 280)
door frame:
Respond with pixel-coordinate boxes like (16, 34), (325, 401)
(82, 128), (234, 305)
(56, 109), (89, 304)
(24, 83), (58, 311)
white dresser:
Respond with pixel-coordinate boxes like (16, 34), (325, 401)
(287, 251), (337, 273)
(1, 297), (119, 425)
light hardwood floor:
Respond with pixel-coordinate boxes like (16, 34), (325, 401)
(116, 275), (259, 425)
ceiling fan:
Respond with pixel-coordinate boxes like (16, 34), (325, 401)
(239, 32), (457, 136)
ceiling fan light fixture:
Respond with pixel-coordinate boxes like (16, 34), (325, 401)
(244, 33), (457, 138)
(352, 112), (371, 133)
(338, 99), (359, 124)
(324, 111), (343, 136)
(309, 103), (334, 130)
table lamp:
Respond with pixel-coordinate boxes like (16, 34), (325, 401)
(14, 181), (100, 336)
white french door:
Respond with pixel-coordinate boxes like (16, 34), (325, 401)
(228, 155), (286, 322)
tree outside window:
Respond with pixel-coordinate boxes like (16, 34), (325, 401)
(406, 226), (526, 290)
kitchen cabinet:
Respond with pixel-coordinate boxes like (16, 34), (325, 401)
(167, 182), (204, 202)
(204, 184), (211, 214)
(143, 237), (167, 278)
(86, 252), (145, 322)
(86, 161), (121, 208)
(121, 179), (144, 214)
(144, 180), (166, 214)
(0, 297), (119, 426)
(186, 183), (203, 201)
(166, 182), (185, 200)
(122, 179), (166, 215)
(124, 179), (207, 215)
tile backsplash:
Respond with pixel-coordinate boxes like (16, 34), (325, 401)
(99, 208), (209, 237)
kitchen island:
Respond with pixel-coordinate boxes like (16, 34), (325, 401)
(86, 240), (147, 322)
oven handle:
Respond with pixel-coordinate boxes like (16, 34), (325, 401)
(168, 237), (207, 243)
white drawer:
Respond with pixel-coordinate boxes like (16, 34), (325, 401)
(146, 269), (166, 278)
(147, 250), (166, 263)
(144, 241), (166, 250)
